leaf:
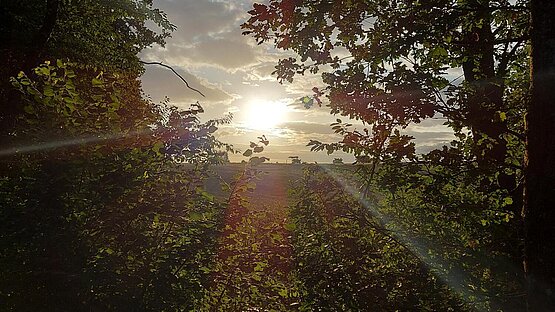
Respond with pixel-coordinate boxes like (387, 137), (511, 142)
(301, 96), (314, 108)
(152, 141), (164, 155)
(189, 212), (203, 221)
(431, 46), (448, 58)
(254, 261), (266, 272)
(23, 105), (35, 114)
(208, 125), (218, 133)
(253, 146), (264, 153)
(92, 78), (103, 86)
(37, 66), (50, 76)
(243, 149), (253, 157)
(284, 222), (297, 231)
(43, 86), (55, 97)
(503, 197), (513, 206)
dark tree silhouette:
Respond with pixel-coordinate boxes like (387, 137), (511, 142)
(523, 0), (555, 310)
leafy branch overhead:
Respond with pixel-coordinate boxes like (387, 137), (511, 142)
(242, 0), (529, 167)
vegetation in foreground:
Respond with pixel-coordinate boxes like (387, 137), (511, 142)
(2, 0), (555, 311)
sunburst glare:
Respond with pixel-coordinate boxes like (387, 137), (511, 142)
(242, 99), (290, 131)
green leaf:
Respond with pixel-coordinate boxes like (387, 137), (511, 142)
(254, 261), (266, 272)
(37, 66), (50, 76)
(92, 77), (103, 86)
(284, 222), (297, 231)
(431, 46), (448, 58)
(189, 212), (203, 221)
(43, 86), (55, 97)
(301, 96), (314, 109)
(152, 141), (164, 155)
(23, 105), (35, 114)
(503, 197), (513, 206)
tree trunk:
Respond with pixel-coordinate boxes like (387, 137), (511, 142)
(523, 0), (555, 310)
(461, 0), (507, 167)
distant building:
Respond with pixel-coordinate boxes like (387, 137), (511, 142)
(333, 158), (344, 165)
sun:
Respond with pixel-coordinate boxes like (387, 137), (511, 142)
(243, 99), (289, 130)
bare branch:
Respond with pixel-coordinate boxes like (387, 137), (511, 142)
(140, 61), (206, 98)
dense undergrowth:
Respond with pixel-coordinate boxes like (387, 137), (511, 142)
(288, 166), (463, 311)
(285, 165), (525, 311)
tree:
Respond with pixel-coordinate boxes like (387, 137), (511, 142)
(0, 1), (232, 310)
(523, 0), (555, 310)
(243, 0), (528, 169)
(243, 0), (531, 309)
(243, 1), (530, 233)
(0, 0), (174, 140)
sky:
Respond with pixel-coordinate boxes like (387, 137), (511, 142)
(140, 0), (455, 163)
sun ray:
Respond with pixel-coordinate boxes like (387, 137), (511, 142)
(0, 130), (148, 157)
(318, 164), (499, 308)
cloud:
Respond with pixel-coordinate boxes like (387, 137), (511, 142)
(281, 121), (334, 135)
(158, 36), (258, 70)
(404, 118), (455, 147)
(156, 0), (240, 42)
(143, 1), (261, 72)
(244, 61), (279, 81)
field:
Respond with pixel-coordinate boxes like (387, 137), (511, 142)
(196, 164), (460, 311)
(198, 164), (360, 310)
(204, 163), (306, 202)
(192, 163), (522, 311)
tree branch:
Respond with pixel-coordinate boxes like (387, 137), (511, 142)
(140, 61), (206, 98)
